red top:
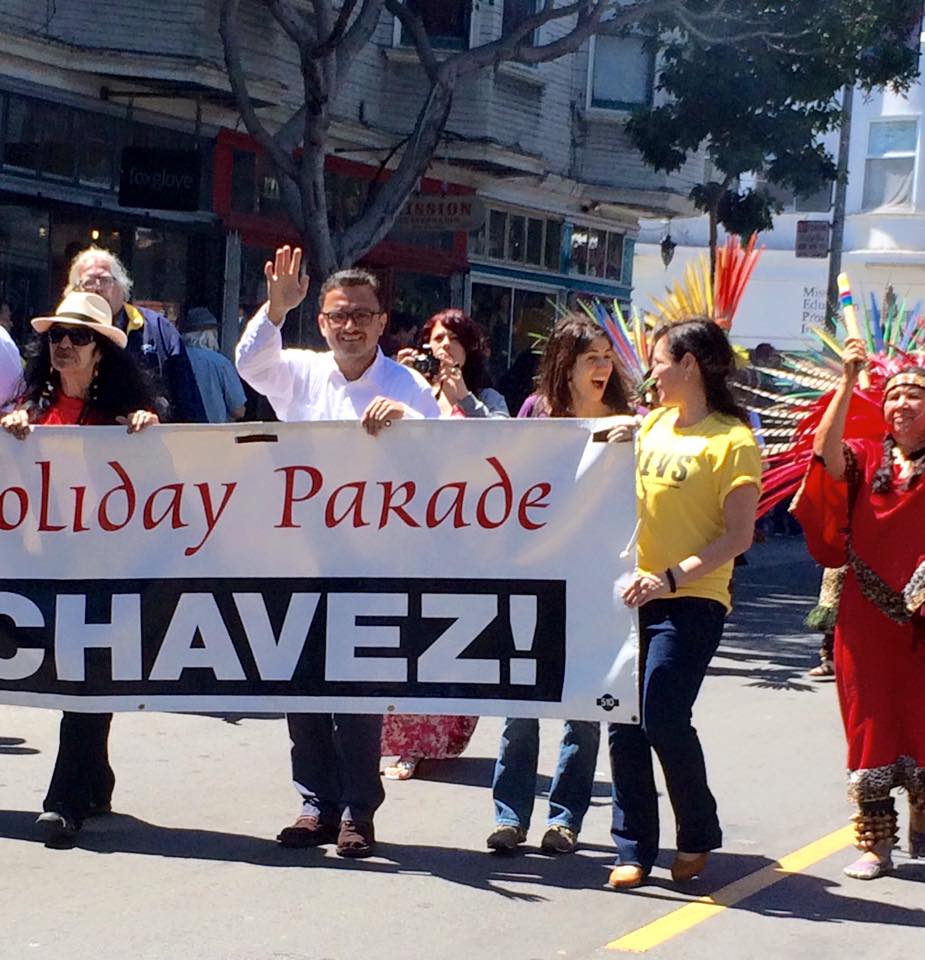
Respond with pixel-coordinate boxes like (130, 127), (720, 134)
(36, 393), (108, 426)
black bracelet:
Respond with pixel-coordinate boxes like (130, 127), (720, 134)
(664, 567), (677, 593)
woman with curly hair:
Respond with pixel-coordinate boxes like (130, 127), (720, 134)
(398, 308), (508, 419)
(1, 291), (159, 848)
(487, 313), (636, 855)
(383, 310), (509, 781)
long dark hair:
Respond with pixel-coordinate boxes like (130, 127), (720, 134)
(653, 318), (750, 424)
(21, 331), (158, 423)
(420, 309), (493, 393)
(534, 313), (631, 418)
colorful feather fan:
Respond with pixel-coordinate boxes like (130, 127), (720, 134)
(569, 236), (765, 399)
(754, 282), (925, 516)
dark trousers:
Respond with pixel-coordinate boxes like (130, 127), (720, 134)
(608, 598), (725, 871)
(287, 713), (385, 824)
(43, 712), (115, 825)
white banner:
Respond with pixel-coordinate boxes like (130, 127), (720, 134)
(0, 420), (639, 722)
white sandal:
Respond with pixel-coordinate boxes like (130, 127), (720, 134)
(384, 757), (419, 781)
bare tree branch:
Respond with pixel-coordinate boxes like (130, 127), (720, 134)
(339, 81), (454, 264)
(266, 0), (315, 47)
(338, 0), (385, 73)
(219, 0), (298, 182)
(384, 0), (440, 82)
(311, 0), (359, 57)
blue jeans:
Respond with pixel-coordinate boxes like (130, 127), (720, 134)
(287, 713), (385, 824)
(492, 718), (600, 832)
(608, 597), (725, 871)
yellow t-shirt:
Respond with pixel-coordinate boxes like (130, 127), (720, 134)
(636, 407), (762, 610)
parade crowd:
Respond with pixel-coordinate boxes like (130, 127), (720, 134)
(1, 244), (922, 888)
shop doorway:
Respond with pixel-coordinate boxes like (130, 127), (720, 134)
(469, 279), (559, 413)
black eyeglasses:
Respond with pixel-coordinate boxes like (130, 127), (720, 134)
(48, 324), (97, 346)
(320, 310), (382, 328)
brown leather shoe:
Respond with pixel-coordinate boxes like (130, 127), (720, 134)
(277, 815), (339, 848)
(336, 819), (375, 858)
(607, 864), (648, 890)
(671, 851), (709, 882)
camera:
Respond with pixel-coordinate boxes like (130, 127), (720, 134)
(411, 345), (442, 382)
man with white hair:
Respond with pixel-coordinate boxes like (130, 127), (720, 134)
(66, 247), (206, 422)
(179, 307), (246, 423)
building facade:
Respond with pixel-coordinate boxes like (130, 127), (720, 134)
(1, 0), (699, 386)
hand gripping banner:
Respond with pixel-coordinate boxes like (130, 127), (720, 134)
(0, 420), (639, 721)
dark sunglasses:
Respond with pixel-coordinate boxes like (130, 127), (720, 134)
(48, 324), (97, 346)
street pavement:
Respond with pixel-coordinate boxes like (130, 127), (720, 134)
(1, 536), (923, 960)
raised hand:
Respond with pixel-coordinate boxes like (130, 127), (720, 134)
(842, 338), (867, 385)
(265, 246), (310, 326)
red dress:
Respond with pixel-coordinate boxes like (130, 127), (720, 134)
(823, 440), (925, 803)
(380, 713), (479, 762)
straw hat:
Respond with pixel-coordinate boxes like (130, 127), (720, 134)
(31, 291), (128, 349)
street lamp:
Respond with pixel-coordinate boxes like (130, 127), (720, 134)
(660, 232), (677, 268)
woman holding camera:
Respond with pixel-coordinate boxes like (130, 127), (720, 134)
(399, 309), (509, 419)
(382, 310), (508, 781)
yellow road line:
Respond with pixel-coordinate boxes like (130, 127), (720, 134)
(606, 826), (854, 953)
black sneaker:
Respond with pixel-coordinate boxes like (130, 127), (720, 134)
(35, 811), (79, 848)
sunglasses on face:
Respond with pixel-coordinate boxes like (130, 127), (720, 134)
(47, 324), (97, 346)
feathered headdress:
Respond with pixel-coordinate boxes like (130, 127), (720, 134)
(583, 235), (763, 399)
(753, 281), (925, 515)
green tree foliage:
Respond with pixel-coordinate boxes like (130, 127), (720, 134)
(627, 0), (923, 250)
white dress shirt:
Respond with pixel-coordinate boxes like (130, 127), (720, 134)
(235, 305), (440, 422)
(0, 326), (23, 409)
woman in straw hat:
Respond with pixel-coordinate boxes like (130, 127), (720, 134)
(1, 291), (158, 847)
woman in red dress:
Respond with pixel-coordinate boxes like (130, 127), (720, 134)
(1, 291), (159, 848)
(383, 311), (508, 779)
(810, 338), (925, 878)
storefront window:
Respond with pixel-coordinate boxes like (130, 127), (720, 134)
(511, 288), (554, 360)
(2, 95), (76, 177)
(570, 227), (589, 275)
(587, 228), (607, 277)
(0, 204), (51, 343)
(526, 218), (543, 265)
(232, 149), (286, 218)
(544, 219), (562, 271)
(606, 233), (624, 281)
(78, 112), (116, 188)
(131, 227), (189, 322)
(471, 282), (514, 380)
(391, 272), (451, 326)
(488, 210), (507, 259)
(508, 214), (526, 263)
